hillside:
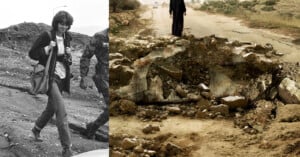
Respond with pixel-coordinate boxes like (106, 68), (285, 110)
(0, 22), (91, 51)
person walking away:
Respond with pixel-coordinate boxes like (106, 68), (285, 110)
(169, 0), (186, 37)
(29, 11), (74, 157)
(79, 29), (109, 139)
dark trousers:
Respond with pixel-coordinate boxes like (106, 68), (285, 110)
(172, 12), (184, 37)
(35, 78), (71, 149)
(90, 66), (109, 130)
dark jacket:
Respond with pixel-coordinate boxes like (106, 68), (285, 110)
(169, 0), (186, 15)
(80, 29), (109, 78)
(29, 30), (72, 93)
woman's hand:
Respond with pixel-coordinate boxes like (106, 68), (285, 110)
(66, 47), (71, 54)
(44, 41), (56, 55)
(49, 41), (56, 49)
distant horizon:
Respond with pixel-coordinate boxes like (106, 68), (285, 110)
(0, 22), (107, 36)
(0, 0), (108, 36)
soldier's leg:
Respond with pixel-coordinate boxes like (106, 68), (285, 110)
(86, 67), (109, 138)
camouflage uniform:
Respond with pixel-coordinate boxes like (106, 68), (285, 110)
(80, 29), (109, 138)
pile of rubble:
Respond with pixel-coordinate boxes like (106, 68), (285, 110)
(109, 34), (300, 156)
(110, 133), (189, 157)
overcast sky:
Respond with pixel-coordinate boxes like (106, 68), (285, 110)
(0, 0), (108, 36)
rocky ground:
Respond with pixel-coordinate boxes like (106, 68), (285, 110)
(109, 6), (300, 157)
(0, 23), (108, 156)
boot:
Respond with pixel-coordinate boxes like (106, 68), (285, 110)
(31, 127), (42, 142)
(86, 122), (97, 139)
(62, 148), (74, 157)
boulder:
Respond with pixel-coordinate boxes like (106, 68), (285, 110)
(278, 78), (300, 104)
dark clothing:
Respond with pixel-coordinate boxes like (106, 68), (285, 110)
(169, 0), (186, 37)
(29, 30), (72, 149)
(80, 29), (109, 137)
(80, 29), (109, 105)
(29, 30), (72, 93)
(35, 80), (71, 149)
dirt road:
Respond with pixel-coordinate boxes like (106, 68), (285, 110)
(109, 5), (300, 157)
(144, 5), (300, 63)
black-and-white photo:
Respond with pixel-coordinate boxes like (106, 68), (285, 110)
(0, 0), (109, 156)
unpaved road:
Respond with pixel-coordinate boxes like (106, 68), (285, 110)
(144, 5), (300, 63)
(109, 5), (300, 157)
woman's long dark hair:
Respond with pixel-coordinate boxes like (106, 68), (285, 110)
(52, 11), (73, 31)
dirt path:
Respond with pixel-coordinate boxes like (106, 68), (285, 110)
(143, 5), (300, 63)
(0, 48), (108, 156)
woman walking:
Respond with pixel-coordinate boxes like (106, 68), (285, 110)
(29, 11), (74, 157)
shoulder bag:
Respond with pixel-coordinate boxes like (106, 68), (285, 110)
(30, 31), (53, 95)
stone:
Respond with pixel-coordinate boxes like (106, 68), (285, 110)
(121, 138), (139, 150)
(109, 53), (125, 60)
(166, 89), (180, 100)
(200, 91), (212, 99)
(142, 124), (160, 134)
(198, 83), (210, 91)
(133, 144), (144, 153)
(221, 96), (248, 109)
(187, 93), (201, 101)
(237, 100), (275, 132)
(175, 39), (190, 47)
(165, 142), (182, 156)
(128, 152), (138, 157)
(278, 78), (300, 104)
(119, 99), (137, 115)
(109, 100), (120, 116)
(145, 75), (164, 102)
(209, 104), (229, 117)
(111, 151), (125, 157)
(276, 104), (300, 122)
(166, 106), (181, 114)
(175, 85), (187, 98)
(146, 150), (156, 156)
(110, 64), (134, 86)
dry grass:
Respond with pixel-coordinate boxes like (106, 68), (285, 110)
(198, 0), (300, 37)
(246, 0), (300, 36)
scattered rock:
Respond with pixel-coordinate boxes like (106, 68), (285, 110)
(166, 106), (181, 114)
(221, 96), (248, 109)
(121, 138), (139, 150)
(142, 124), (160, 134)
(175, 85), (187, 98)
(209, 104), (229, 117)
(198, 83), (210, 91)
(165, 142), (182, 156)
(111, 150), (126, 157)
(119, 99), (137, 115)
